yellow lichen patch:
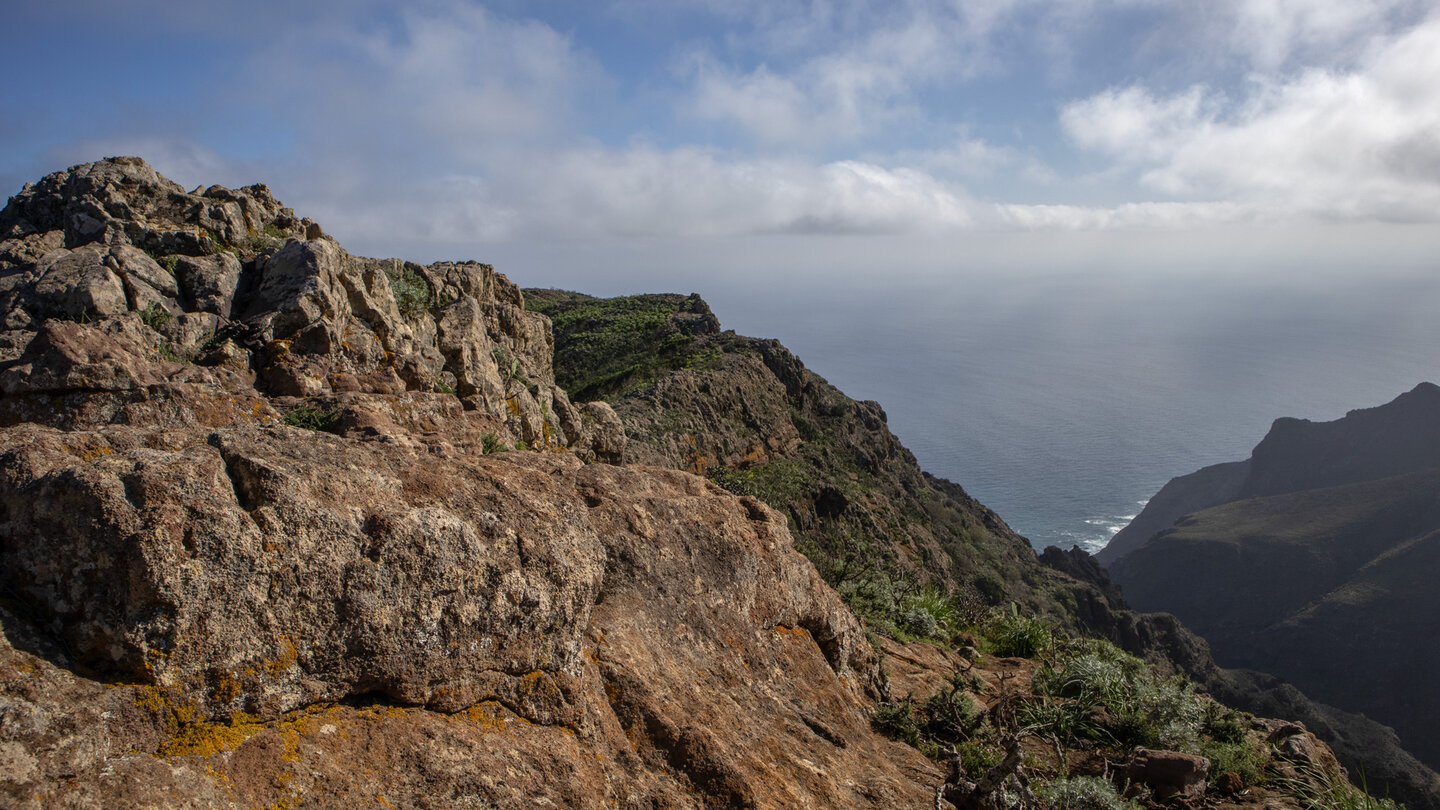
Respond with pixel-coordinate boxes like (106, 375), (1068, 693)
(134, 685), (267, 759)
(505, 395), (522, 416)
(265, 636), (299, 678)
(459, 700), (531, 734)
(209, 669), (243, 704)
(773, 625), (812, 640)
(276, 702), (335, 737)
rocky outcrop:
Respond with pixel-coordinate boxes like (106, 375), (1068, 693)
(0, 158), (939, 808)
(1107, 384), (1440, 780)
(0, 156), (619, 461)
(0, 159), (1421, 809)
(526, 290), (1059, 627)
(534, 291), (1440, 809)
(0, 423), (934, 808)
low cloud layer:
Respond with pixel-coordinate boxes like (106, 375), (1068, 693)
(7, 0), (1440, 252)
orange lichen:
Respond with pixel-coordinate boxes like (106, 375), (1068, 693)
(134, 685), (266, 758)
(265, 636), (299, 678)
(459, 701), (526, 734)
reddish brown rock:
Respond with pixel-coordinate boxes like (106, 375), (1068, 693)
(1127, 748), (1210, 799)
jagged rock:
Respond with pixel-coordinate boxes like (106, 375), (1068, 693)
(0, 158), (1423, 809)
(0, 157), (610, 454)
(0, 157), (947, 808)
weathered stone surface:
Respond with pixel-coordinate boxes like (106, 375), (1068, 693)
(0, 419), (938, 808)
(0, 157), (606, 455)
(0, 157), (952, 808)
(1127, 748), (1210, 799)
(0, 158), (1416, 810)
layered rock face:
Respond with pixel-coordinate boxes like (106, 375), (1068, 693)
(0, 158), (936, 808)
(1107, 383), (1440, 773)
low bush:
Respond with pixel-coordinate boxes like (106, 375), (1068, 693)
(983, 604), (1053, 657)
(1035, 776), (1140, 810)
(284, 405), (342, 433)
(384, 260), (432, 317)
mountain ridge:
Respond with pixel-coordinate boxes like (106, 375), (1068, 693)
(1108, 383), (1440, 774)
(0, 157), (1431, 808)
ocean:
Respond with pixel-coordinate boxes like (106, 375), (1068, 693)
(485, 228), (1440, 556)
(697, 260), (1440, 554)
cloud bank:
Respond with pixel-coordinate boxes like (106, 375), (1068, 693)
(7, 0), (1440, 249)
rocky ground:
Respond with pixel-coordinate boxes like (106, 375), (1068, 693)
(0, 158), (1423, 808)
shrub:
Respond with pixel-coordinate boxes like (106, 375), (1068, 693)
(481, 433), (505, 454)
(1035, 776), (1139, 810)
(956, 740), (1003, 777)
(140, 302), (172, 330)
(872, 700), (921, 747)
(284, 405), (342, 433)
(1031, 638), (1208, 750)
(983, 604), (1052, 657)
(922, 677), (982, 742)
(384, 260), (432, 317)
(1278, 762), (1399, 810)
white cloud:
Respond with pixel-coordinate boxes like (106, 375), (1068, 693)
(1200, 0), (1426, 71)
(323, 147), (980, 243)
(1060, 10), (1440, 221)
(245, 1), (590, 160)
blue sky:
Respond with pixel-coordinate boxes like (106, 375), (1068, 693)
(4, 0), (1440, 284)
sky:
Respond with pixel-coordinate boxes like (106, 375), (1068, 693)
(4, 0), (1439, 271)
(4, 1), (1440, 545)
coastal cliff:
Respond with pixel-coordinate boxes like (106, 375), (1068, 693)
(0, 158), (1425, 808)
(1109, 384), (1440, 774)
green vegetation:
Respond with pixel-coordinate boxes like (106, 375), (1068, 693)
(139, 302), (173, 330)
(1277, 763), (1400, 810)
(284, 404), (342, 433)
(1035, 776), (1140, 810)
(481, 433), (506, 454)
(984, 603), (1054, 658)
(524, 290), (721, 401)
(385, 260), (432, 317)
(492, 345), (529, 386)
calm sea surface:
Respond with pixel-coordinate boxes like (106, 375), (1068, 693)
(704, 267), (1440, 553)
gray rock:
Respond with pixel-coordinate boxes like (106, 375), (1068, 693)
(173, 252), (242, 316)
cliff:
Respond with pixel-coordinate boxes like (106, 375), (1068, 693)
(0, 158), (932, 808)
(529, 290), (1440, 809)
(1108, 384), (1440, 775)
(0, 158), (1418, 808)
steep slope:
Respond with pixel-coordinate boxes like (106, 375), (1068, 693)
(528, 289), (1440, 809)
(0, 158), (936, 808)
(1097, 460), (1249, 565)
(0, 158), (1424, 809)
(1108, 385), (1440, 773)
(524, 290), (1076, 634)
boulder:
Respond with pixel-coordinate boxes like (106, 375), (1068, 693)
(1127, 748), (1209, 799)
